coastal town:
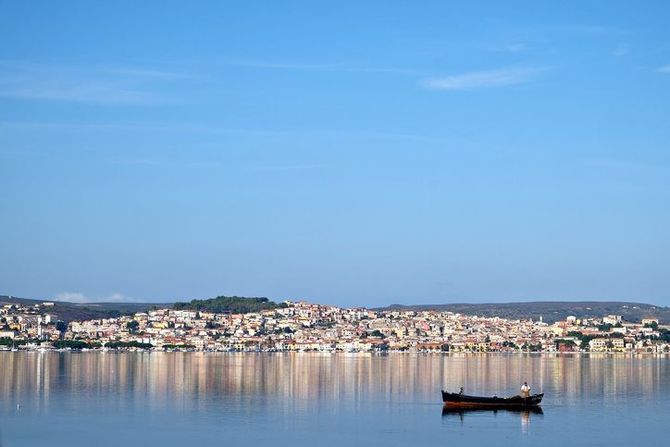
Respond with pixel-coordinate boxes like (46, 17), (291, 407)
(1, 299), (669, 354)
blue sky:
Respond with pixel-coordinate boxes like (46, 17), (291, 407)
(1, 1), (669, 307)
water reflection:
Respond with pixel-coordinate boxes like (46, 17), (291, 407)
(441, 406), (544, 417)
(0, 353), (669, 447)
(0, 352), (668, 411)
(441, 404), (544, 436)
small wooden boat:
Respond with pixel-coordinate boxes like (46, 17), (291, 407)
(442, 390), (543, 409)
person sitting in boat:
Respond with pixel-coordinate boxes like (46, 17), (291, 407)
(520, 382), (531, 398)
(459, 387), (464, 395)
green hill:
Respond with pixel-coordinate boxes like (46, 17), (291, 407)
(173, 296), (287, 313)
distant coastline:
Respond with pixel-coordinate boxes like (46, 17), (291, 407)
(3, 295), (670, 324)
(2, 295), (669, 355)
(377, 301), (670, 325)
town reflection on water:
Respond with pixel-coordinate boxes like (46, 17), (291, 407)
(0, 352), (668, 414)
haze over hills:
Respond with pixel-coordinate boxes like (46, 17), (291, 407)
(2, 294), (670, 324)
(378, 301), (670, 324)
(0, 295), (169, 323)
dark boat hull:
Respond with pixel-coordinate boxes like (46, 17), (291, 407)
(442, 391), (543, 409)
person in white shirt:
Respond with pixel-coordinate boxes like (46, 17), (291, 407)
(520, 382), (531, 398)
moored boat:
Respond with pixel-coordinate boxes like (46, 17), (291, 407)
(442, 390), (543, 409)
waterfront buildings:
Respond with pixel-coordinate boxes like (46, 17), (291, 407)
(1, 300), (669, 353)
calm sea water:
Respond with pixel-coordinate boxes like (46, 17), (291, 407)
(1, 352), (668, 446)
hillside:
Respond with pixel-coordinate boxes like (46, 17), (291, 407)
(4, 294), (669, 324)
(1, 294), (287, 321)
(173, 296), (287, 313)
(0, 295), (168, 323)
(378, 301), (670, 324)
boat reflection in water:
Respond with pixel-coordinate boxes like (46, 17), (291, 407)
(441, 406), (544, 418)
(442, 405), (543, 434)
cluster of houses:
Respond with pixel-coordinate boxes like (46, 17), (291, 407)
(0, 301), (62, 343)
(2, 300), (669, 353)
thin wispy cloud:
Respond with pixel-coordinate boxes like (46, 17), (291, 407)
(505, 43), (526, 53)
(585, 158), (668, 175)
(103, 67), (195, 80)
(480, 42), (526, 53)
(569, 25), (628, 36)
(0, 80), (151, 103)
(55, 292), (88, 303)
(536, 24), (630, 37)
(612, 44), (630, 57)
(0, 61), (190, 104)
(658, 65), (670, 73)
(422, 67), (547, 91)
(227, 61), (341, 70)
(0, 120), (457, 144)
(55, 291), (139, 303)
(104, 293), (138, 303)
(224, 60), (418, 75)
(114, 158), (165, 166)
(251, 164), (328, 172)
